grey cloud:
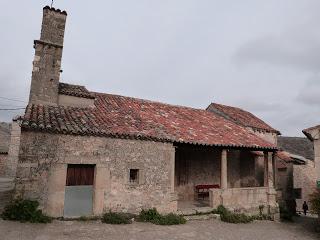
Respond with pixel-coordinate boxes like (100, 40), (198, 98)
(296, 76), (320, 105)
(234, 17), (320, 72)
(0, 0), (320, 137)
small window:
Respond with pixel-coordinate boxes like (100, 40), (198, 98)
(278, 168), (287, 172)
(129, 169), (139, 184)
(294, 188), (302, 199)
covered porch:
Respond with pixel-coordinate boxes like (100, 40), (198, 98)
(174, 143), (278, 215)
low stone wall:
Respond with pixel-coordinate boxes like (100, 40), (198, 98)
(209, 187), (278, 215)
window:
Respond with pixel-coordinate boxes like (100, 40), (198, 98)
(294, 188), (302, 199)
(129, 169), (139, 184)
(278, 168), (287, 172)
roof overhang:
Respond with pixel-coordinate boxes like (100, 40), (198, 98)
(302, 125), (320, 141)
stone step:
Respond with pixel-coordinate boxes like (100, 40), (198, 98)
(184, 213), (220, 221)
(177, 207), (215, 216)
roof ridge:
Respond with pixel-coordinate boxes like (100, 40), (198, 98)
(93, 92), (207, 112)
(207, 102), (280, 134)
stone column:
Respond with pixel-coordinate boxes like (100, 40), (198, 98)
(93, 164), (109, 215)
(264, 152), (274, 188)
(221, 149), (228, 189)
(45, 163), (67, 217)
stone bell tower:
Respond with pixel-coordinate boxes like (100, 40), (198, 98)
(29, 6), (67, 105)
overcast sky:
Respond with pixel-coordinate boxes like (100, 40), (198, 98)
(0, 0), (319, 136)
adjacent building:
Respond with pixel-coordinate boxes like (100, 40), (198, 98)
(0, 123), (10, 176)
(277, 136), (316, 212)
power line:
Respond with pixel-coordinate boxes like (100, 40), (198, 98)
(0, 97), (27, 103)
(0, 108), (25, 111)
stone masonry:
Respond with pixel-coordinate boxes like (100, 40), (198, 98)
(15, 132), (176, 217)
(29, 7), (67, 105)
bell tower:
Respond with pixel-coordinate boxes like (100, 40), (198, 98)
(29, 6), (67, 105)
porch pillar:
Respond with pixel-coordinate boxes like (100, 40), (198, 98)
(221, 149), (228, 189)
(263, 151), (274, 188)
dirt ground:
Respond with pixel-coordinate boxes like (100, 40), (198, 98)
(0, 216), (318, 240)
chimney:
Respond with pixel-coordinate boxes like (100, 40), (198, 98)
(29, 6), (67, 105)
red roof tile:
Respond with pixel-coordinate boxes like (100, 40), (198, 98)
(21, 92), (277, 150)
(207, 103), (280, 134)
(276, 151), (293, 162)
(59, 83), (95, 99)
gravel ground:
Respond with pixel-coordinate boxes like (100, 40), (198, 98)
(0, 217), (318, 240)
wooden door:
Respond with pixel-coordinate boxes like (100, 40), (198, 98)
(64, 165), (95, 217)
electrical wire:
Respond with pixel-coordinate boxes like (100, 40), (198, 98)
(0, 96), (27, 103)
(0, 108), (25, 111)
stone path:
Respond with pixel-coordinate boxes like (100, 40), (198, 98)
(0, 217), (318, 240)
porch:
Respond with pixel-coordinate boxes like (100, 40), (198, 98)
(174, 144), (277, 215)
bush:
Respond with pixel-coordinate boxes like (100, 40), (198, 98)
(212, 205), (228, 215)
(101, 212), (133, 224)
(220, 212), (253, 224)
(138, 208), (186, 225)
(137, 208), (161, 222)
(152, 213), (186, 225)
(1, 199), (51, 223)
(310, 189), (320, 215)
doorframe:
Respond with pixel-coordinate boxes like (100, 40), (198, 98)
(45, 163), (110, 217)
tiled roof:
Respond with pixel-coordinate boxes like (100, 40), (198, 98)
(206, 103), (280, 134)
(21, 93), (276, 150)
(276, 151), (293, 162)
(58, 83), (95, 99)
(303, 125), (320, 141)
(278, 136), (314, 160)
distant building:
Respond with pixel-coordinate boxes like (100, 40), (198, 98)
(277, 136), (316, 213)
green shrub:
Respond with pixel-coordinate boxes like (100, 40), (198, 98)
(137, 208), (161, 222)
(212, 205), (228, 215)
(1, 199), (51, 223)
(138, 208), (186, 225)
(259, 205), (264, 216)
(152, 213), (186, 225)
(310, 190), (320, 215)
(101, 212), (133, 224)
(220, 212), (253, 224)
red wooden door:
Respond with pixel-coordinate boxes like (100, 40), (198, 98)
(66, 165), (95, 186)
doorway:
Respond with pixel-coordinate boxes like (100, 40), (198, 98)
(64, 164), (95, 217)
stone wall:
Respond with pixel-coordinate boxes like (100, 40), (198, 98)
(58, 94), (95, 108)
(210, 187), (278, 215)
(314, 139), (320, 180)
(293, 160), (317, 211)
(275, 162), (293, 203)
(174, 147), (221, 200)
(15, 131), (176, 217)
(250, 129), (277, 145)
(0, 154), (8, 177)
(4, 121), (21, 178)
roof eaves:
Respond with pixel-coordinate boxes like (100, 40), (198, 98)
(21, 125), (277, 151)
